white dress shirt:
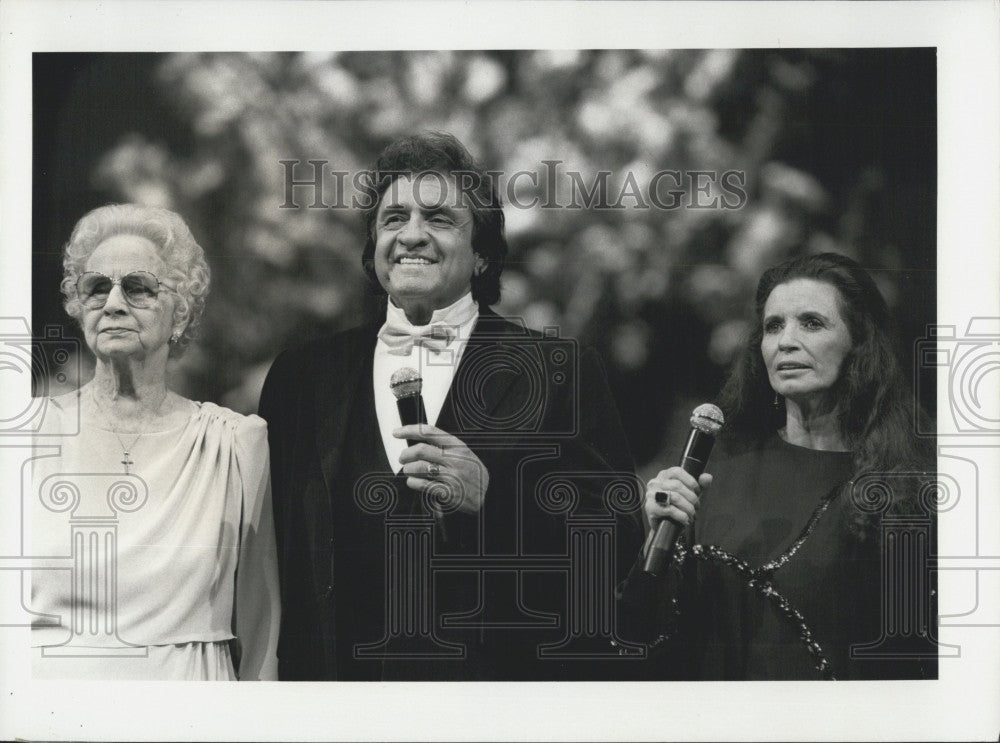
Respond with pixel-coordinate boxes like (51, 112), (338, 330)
(374, 293), (479, 472)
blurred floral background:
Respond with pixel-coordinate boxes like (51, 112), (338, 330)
(32, 50), (935, 476)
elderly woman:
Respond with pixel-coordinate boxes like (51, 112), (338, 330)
(624, 252), (936, 680)
(31, 203), (279, 680)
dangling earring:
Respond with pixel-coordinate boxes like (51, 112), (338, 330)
(170, 330), (182, 344)
(773, 393), (781, 410)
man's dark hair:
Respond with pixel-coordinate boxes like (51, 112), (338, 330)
(360, 131), (506, 306)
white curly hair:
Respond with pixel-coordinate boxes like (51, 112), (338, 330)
(60, 203), (210, 356)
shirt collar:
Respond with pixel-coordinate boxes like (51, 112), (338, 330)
(384, 292), (478, 331)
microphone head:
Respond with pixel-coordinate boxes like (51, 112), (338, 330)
(690, 403), (724, 436)
(390, 367), (423, 399)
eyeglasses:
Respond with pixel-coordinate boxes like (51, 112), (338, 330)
(76, 271), (174, 309)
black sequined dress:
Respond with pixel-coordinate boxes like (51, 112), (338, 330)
(626, 434), (937, 680)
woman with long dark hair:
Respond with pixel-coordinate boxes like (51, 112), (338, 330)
(625, 252), (937, 679)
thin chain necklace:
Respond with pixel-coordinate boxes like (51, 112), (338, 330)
(89, 384), (167, 475)
(113, 432), (143, 474)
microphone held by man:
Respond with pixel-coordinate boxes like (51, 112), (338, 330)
(390, 367), (429, 444)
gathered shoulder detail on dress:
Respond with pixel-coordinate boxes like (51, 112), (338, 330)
(192, 402), (270, 521)
(196, 403), (281, 681)
(194, 400), (266, 432)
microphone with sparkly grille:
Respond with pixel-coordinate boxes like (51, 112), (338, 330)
(390, 367), (448, 541)
(390, 367), (427, 444)
(643, 403), (724, 576)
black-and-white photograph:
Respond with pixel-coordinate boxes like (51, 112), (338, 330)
(2, 2), (998, 741)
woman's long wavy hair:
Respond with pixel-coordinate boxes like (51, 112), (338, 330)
(717, 252), (934, 536)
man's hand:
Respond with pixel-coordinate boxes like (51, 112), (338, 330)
(395, 424), (489, 515)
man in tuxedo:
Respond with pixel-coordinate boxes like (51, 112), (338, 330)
(259, 132), (641, 680)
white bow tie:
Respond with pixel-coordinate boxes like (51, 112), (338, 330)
(378, 320), (458, 356)
(378, 294), (478, 356)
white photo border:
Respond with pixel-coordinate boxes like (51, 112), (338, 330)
(1, 1), (998, 741)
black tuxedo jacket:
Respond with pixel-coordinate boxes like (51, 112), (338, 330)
(259, 307), (641, 680)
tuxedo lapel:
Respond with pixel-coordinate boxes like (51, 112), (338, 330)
(437, 307), (528, 435)
(315, 324), (380, 494)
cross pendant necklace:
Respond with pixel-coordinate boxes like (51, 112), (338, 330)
(114, 432), (143, 475)
(89, 386), (157, 476)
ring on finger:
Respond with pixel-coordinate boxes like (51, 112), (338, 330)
(655, 490), (671, 506)
(427, 463), (441, 477)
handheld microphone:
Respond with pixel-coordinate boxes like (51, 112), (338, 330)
(642, 403), (724, 575)
(390, 367), (427, 443)
(390, 368), (447, 540)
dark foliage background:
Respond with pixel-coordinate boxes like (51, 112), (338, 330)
(32, 49), (935, 476)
